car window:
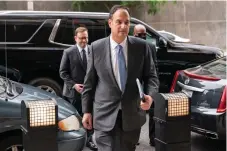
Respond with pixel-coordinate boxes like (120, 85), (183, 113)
(0, 21), (4, 42)
(146, 32), (158, 47)
(54, 18), (109, 45)
(0, 19), (44, 43)
(129, 22), (158, 47)
(202, 57), (226, 79)
(73, 18), (109, 44)
(30, 19), (56, 45)
(54, 19), (75, 45)
(186, 57), (226, 79)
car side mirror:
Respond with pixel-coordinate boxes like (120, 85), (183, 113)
(159, 37), (167, 48)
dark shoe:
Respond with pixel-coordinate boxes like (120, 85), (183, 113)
(86, 140), (98, 151)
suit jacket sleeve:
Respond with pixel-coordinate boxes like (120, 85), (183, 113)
(143, 43), (160, 97)
(148, 43), (159, 75)
(59, 49), (76, 89)
(82, 44), (97, 113)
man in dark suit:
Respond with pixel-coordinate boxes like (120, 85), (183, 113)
(82, 5), (159, 151)
(133, 24), (158, 73)
(134, 24), (159, 147)
(59, 27), (97, 150)
(59, 27), (89, 115)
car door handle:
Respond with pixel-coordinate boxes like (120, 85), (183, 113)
(177, 81), (205, 92)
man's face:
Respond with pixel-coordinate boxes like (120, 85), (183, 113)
(108, 9), (130, 42)
(134, 27), (146, 40)
(74, 31), (88, 48)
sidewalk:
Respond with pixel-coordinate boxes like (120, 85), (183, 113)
(135, 114), (154, 151)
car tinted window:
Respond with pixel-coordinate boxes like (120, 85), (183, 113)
(0, 20), (44, 42)
(146, 32), (158, 46)
(54, 18), (109, 45)
(30, 19), (56, 45)
(129, 22), (158, 47)
(0, 21), (5, 42)
(73, 18), (109, 44)
(54, 19), (75, 45)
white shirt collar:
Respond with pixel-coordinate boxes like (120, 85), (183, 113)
(76, 44), (88, 53)
(110, 35), (127, 50)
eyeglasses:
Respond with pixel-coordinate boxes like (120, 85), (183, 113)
(78, 37), (88, 40)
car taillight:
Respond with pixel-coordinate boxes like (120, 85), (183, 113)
(170, 70), (180, 93)
(217, 86), (226, 113)
(183, 70), (220, 81)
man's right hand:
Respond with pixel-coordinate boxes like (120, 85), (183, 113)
(82, 113), (93, 130)
(74, 84), (84, 93)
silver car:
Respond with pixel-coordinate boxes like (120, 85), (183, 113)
(0, 76), (87, 151)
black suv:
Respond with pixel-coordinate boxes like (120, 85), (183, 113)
(0, 11), (223, 95)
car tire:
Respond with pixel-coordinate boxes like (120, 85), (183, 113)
(0, 135), (23, 151)
(28, 77), (62, 96)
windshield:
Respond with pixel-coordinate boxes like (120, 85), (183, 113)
(186, 57), (226, 79)
(202, 57), (226, 79)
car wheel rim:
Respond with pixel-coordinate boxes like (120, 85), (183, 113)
(5, 145), (23, 151)
(37, 85), (57, 95)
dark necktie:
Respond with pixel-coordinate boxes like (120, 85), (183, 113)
(116, 45), (127, 92)
(82, 49), (87, 70)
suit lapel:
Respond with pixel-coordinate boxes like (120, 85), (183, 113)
(75, 45), (86, 71)
(105, 37), (121, 92)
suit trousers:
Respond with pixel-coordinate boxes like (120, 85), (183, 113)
(65, 92), (82, 116)
(95, 110), (141, 151)
(73, 92), (82, 116)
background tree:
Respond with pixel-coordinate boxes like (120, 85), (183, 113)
(71, 0), (171, 15)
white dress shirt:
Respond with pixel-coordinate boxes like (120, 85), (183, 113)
(76, 44), (89, 60)
(110, 35), (128, 91)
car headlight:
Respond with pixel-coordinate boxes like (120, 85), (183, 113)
(58, 115), (81, 131)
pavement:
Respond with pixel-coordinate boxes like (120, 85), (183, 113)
(83, 114), (226, 151)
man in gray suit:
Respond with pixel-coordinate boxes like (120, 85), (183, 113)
(82, 5), (159, 151)
(59, 27), (97, 150)
(59, 27), (89, 115)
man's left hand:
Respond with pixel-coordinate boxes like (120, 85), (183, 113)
(140, 95), (153, 110)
